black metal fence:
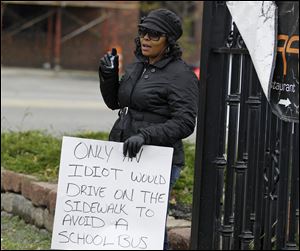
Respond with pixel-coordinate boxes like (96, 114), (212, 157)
(191, 2), (299, 250)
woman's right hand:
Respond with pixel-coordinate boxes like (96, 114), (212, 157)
(99, 52), (119, 77)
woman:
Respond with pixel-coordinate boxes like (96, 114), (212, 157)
(99, 8), (199, 250)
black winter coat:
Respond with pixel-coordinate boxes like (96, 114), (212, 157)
(99, 55), (199, 167)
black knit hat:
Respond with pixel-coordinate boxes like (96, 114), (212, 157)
(138, 9), (183, 41)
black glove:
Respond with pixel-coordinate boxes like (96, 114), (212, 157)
(99, 52), (119, 77)
(123, 134), (145, 158)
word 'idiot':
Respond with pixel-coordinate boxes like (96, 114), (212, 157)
(51, 137), (173, 250)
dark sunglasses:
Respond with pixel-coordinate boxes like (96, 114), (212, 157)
(138, 27), (165, 41)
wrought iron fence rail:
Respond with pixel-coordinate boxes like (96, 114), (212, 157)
(191, 2), (299, 250)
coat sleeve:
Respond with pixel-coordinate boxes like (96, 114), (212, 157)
(138, 70), (199, 145)
(99, 69), (120, 110)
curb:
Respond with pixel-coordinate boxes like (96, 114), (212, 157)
(1, 66), (98, 80)
(1, 169), (57, 232)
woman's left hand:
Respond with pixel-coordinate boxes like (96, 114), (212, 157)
(123, 134), (145, 158)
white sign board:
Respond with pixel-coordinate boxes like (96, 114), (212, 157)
(51, 136), (173, 250)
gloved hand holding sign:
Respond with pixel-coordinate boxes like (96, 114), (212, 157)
(123, 134), (145, 158)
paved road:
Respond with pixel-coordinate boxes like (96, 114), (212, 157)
(1, 67), (196, 142)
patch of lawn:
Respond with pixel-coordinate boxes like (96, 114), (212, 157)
(1, 130), (109, 182)
(1, 213), (52, 250)
(1, 130), (61, 182)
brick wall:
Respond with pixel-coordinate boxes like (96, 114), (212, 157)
(1, 4), (139, 72)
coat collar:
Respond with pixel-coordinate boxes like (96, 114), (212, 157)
(135, 54), (174, 69)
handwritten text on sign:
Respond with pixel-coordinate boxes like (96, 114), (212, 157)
(51, 136), (173, 250)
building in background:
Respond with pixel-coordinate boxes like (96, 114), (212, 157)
(1, 1), (203, 73)
(1, 1), (139, 72)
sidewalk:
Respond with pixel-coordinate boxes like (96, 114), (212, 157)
(1, 66), (98, 80)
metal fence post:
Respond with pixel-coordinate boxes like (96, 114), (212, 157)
(191, 2), (231, 249)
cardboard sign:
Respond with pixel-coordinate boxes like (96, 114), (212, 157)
(51, 136), (173, 250)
